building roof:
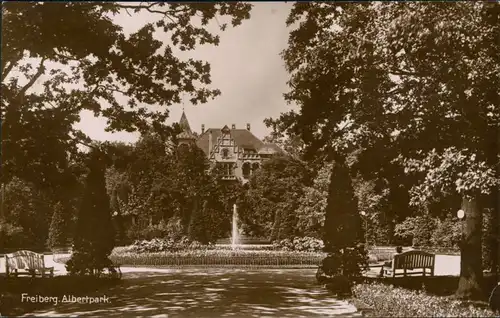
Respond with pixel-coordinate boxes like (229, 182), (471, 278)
(258, 143), (283, 155)
(196, 128), (283, 156)
(177, 111), (284, 156)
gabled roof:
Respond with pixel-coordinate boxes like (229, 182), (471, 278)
(196, 128), (267, 156)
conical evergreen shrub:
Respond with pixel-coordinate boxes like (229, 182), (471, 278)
(47, 201), (68, 250)
(66, 151), (115, 276)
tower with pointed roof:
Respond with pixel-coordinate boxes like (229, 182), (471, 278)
(177, 111), (197, 146)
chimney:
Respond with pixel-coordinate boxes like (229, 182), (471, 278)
(231, 124), (236, 129)
(201, 124), (205, 134)
(246, 123), (250, 131)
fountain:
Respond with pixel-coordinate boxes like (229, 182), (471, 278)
(231, 203), (240, 250)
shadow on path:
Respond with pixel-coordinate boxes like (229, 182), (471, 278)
(26, 269), (360, 317)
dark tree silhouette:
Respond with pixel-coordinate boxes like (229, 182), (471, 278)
(66, 150), (115, 276)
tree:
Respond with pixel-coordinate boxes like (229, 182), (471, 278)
(66, 150), (115, 276)
(188, 201), (211, 244)
(352, 176), (392, 245)
(47, 201), (69, 250)
(2, 2), (252, 139)
(274, 2), (498, 299)
(1, 177), (53, 249)
(172, 143), (212, 231)
(262, 121), (305, 159)
(244, 155), (311, 240)
(1, 2), (252, 239)
(295, 162), (332, 237)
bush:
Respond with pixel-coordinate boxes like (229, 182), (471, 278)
(430, 215), (462, 248)
(317, 245), (369, 297)
(272, 236), (324, 252)
(127, 237), (204, 253)
(0, 221), (26, 250)
(321, 245), (368, 278)
(395, 215), (438, 247)
(125, 221), (170, 241)
(166, 216), (184, 240)
(352, 282), (495, 317)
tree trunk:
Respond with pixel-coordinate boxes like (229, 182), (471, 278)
(0, 183), (5, 221)
(456, 195), (484, 300)
(492, 190), (499, 280)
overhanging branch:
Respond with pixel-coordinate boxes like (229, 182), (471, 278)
(16, 57), (47, 99)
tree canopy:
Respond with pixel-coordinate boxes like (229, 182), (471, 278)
(271, 2), (499, 299)
(1, 2), (252, 189)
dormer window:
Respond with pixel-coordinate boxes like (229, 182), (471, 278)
(221, 125), (231, 134)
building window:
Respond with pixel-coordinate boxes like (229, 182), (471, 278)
(228, 163), (235, 176)
(242, 162), (251, 179)
(222, 148), (229, 158)
(216, 162), (235, 176)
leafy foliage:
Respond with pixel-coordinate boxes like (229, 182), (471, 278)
(430, 215), (462, 248)
(394, 215), (438, 247)
(353, 176), (391, 245)
(242, 155), (311, 240)
(1, 177), (53, 249)
(398, 148), (499, 208)
(1, 2), (252, 253)
(272, 237), (324, 253)
(295, 162), (332, 238)
(272, 2), (498, 298)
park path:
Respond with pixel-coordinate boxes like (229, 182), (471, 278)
(22, 268), (361, 317)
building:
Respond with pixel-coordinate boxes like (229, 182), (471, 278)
(176, 111), (283, 182)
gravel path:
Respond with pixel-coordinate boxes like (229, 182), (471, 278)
(22, 268), (360, 317)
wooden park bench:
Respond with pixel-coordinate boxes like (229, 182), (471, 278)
(383, 250), (435, 277)
(5, 250), (54, 278)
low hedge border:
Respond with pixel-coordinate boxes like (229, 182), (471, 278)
(118, 264), (319, 269)
(56, 253), (324, 268)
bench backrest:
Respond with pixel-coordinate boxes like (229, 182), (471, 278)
(6, 250), (45, 270)
(393, 250), (435, 269)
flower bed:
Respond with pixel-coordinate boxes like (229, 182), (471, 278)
(110, 249), (325, 267)
(351, 282), (495, 317)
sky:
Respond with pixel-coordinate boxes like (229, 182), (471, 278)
(72, 2), (297, 143)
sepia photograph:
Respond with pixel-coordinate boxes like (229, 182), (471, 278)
(0, 1), (499, 317)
